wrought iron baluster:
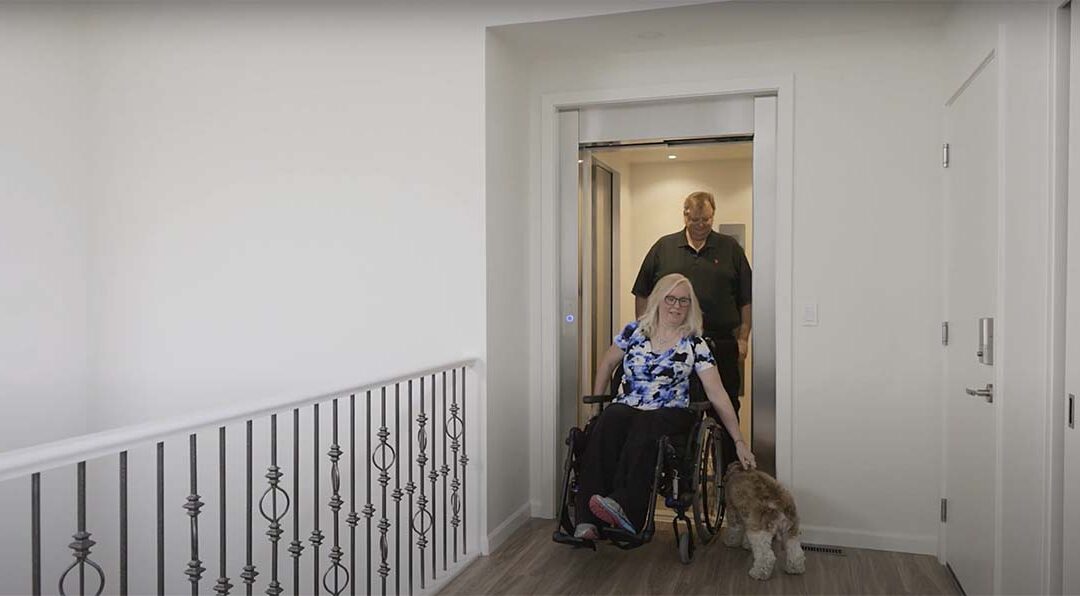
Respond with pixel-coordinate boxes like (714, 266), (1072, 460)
(393, 383), (403, 595)
(242, 421), (258, 595)
(215, 427), (233, 596)
(261, 415), (290, 596)
(364, 391), (374, 596)
(310, 404), (323, 596)
(375, 386), (397, 595)
(323, 399), (349, 596)
(31, 472), (41, 596)
(441, 371), (448, 572)
(461, 366), (469, 555)
(430, 374), (438, 580)
(413, 378), (430, 590)
(289, 409), (303, 596)
(59, 461), (105, 596)
(449, 369), (461, 563)
(405, 380), (416, 596)
(347, 395), (358, 596)
(120, 451), (129, 596)
(184, 434), (206, 596)
(158, 442), (165, 596)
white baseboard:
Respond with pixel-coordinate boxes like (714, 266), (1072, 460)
(483, 502), (532, 555)
(800, 524), (937, 555)
(417, 552), (480, 596)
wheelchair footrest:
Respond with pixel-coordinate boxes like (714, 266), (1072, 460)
(552, 530), (597, 550)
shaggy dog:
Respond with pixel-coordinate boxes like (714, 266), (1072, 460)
(722, 462), (806, 580)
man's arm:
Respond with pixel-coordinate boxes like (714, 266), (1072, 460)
(632, 242), (661, 319)
(736, 303), (751, 359)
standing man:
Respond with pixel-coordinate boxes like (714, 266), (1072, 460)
(632, 191), (751, 469)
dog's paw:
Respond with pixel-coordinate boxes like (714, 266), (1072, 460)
(748, 563), (774, 581)
(784, 558), (806, 575)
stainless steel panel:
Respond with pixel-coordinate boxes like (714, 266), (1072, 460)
(557, 110), (580, 502)
(752, 95), (778, 476)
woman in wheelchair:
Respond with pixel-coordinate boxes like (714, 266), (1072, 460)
(573, 273), (755, 542)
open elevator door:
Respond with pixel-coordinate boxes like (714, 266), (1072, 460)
(556, 94), (779, 484)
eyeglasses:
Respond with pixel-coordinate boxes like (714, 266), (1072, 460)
(664, 295), (692, 308)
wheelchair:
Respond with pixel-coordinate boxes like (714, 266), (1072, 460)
(551, 362), (729, 564)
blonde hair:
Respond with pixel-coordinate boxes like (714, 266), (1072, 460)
(638, 273), (704, 339)
(683, 191), (716, 214)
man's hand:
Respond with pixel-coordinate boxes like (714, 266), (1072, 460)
(737, 338), (748, 361)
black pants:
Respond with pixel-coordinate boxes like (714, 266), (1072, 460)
(706, 338), (742, 473)
(574, 404), (696, 531)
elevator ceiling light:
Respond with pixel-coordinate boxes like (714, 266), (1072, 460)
(668, 154), (678, 160)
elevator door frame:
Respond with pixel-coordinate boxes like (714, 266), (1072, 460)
(536, 77), (795, 517)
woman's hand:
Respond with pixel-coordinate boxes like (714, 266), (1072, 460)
(735, 439), (756, 469)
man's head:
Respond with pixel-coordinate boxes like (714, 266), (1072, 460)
(683, 191), (716, 244)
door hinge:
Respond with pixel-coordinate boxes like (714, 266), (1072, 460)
(1069, 393), (1075, 429)
(941, 498), (948, 523)
(941, 322), (949, 345)
(942, 143), (950, 168)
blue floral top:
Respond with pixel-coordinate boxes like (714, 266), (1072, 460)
(613, 321), (716, 410)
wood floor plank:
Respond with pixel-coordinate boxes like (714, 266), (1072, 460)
(441, 519), (960, 595)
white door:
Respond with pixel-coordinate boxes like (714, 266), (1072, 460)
(1064, 6), (1080, 594)
(943, 54), (999, 596)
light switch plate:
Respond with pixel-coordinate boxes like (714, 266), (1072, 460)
(802, 303), (819, 326)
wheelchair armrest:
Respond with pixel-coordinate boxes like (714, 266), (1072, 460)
(583, 394), (614, 404)
(688, 401), (711, 413)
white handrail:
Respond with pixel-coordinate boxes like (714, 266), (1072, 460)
(0, 357), (480, 484)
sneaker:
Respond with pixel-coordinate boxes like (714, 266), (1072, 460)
(573, 523), (599, 540)
(588, 495), (636, 534)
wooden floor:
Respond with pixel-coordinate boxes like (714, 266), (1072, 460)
(441, 519), (961, 595)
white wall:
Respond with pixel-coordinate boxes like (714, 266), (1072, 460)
(484, 29), (533, 550)
(0, 5), (90, 452)
(517, 1), (949, 553)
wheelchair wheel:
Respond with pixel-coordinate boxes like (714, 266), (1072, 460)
(691, 417), (725, 544)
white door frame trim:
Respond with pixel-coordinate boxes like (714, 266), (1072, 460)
(531, 75), (795, 517)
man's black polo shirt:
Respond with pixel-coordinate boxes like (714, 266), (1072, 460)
(632, 229), (752, 339)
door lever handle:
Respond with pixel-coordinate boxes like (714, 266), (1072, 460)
(965, 383), (993, 403)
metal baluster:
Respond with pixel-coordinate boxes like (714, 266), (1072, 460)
(59, 461), (105, 596)
(261, 415), (290, 596)
(430, 374), (437, 579)
(405, 380), (415, 596)
(31, 473), (41, 596)
(184, 434), (206, 596)
(441, 371), (449, 572)
(158, 442), (165, 596)
(375, 387), (397, 594)
(461, 366), (468, 555)
(347, 395), (358, 596)
(323, 399), (349, 595)
(413, 379), (430, 590)
(215, 428), (233, 595)
(449, 369), (461, 563)
(309, 404), (323, 596)
(364, 391), (373, 596)
(289, 409), (303, 596)
(393, 383), (402, 595)
(242, 422), (258, 595)
(120, 451), (129, 596)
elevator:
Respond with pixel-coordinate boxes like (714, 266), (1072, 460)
(556, 94), (779, 483)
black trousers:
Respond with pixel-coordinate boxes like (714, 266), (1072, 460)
(574, 404), (696, 531)
(705, 338), (742, 472)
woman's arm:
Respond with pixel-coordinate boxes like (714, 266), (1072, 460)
(593, 343), (625, 396)
(697, 365), (756, 468)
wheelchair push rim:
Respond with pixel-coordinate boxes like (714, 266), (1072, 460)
(691, 417), (725, 544)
